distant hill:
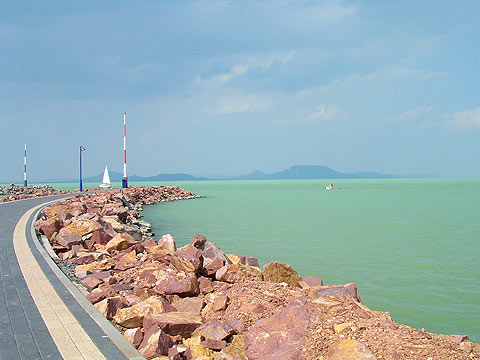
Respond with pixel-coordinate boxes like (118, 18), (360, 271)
(240, 165), (400, 180)
(37, 165), (403, 184)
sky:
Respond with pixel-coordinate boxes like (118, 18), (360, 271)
(1, 1), (479, 182)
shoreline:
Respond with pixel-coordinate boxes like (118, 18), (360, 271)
(34, 186), (479, 359)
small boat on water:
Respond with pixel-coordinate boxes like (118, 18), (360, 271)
(99, 165), (112, 189)
(325, 183), (334, 190)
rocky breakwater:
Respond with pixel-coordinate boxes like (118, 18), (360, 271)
(34, 187), (479, 360)
(0, 184), (69, 202)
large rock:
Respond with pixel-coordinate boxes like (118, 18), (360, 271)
(143, 312), (203, 337)
(308, 283), (362, 302)
(216, 263), (262, 283)
(57, 233), (84, 249)
(244, 303), (311, 360)
(138, 325), (174, 358)
(94, 296), (125, 320)
(193, 321), (235, 341)
(262, 261), (302, 288)
(58, 219), (102, 237)
(175, 245), (204, 274)
(124, 327), (144, 348)
(157, 234), (177, 255)
(327, 339), (377, 359)
(191, 234), (206, 248)
(202, 241), (228, 266)
(36, 217), (63, 240)
(164, 277), (200, 297)
(105, 233), (137, 253)
(173, 297), (204, 314)
(216, 335), (247, 360)
(114, 296), (174, 328)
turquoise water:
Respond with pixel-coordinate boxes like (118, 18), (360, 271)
(138, 179), (480, 342)
(44, 179), (479, 341)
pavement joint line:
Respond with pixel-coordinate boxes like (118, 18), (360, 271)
(30, 200), (145, 360)
(14, 203), (107, 360)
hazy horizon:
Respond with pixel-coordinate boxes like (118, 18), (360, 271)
(1, 1), (479, 182)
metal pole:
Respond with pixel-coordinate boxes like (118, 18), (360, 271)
(24, 144), (27, 186)
(79, 146), (83, 192)
(122, 112), (128, 188)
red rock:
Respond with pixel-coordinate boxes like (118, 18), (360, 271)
(173, 297), (204, 314)
(213, 295), (228, 312)
(56, 233), (83, 249)
(199, 276), (214, 294)
(37, 217), (63, 240)
(193, 320), (235, 341)
(90, 229), (115, 246)
(245, 303), (311, 360)
(262, 261), (302, 288)
(138, 325), (174, 358)
(448, 335), (469, 344)
(59, 219), (102, 237)
(204, 257), (225, 277)
(308, 283), (361, 302)
(142, 238), (156, 248)
(162, 277), (200, 297)
(69, 253), (95, 265)
(244, 256), (260, 268)
(226, 317), (244, 334)
(124, 327), (143, 348)
(87, 285), (116, 304)
(143, 312), (203, 337)
(327, 339), (377, 359)
(201, 339), (227, 350)
(114, 296), (174, 328)
(82, 276), (103, 290)
(95, 296), (125, 320)
(202, 241), (228, 266)
(175, 245), (203, 274)
(216, 263), (262, 283)
(303, 275), (323, 287)
(191, 234), (207, 248)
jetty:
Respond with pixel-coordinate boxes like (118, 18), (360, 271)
(1, 186), (478, 359)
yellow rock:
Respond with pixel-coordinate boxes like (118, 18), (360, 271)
(105, 233), (136, 253)
(61, 219), (102, 237)
(334, 322), (355, 334)
(225, 254), (241, 264)
(219, 335), (247, 359)
(187, 344), (214, 359)
(114, 296), (171, 328)
(75, 258), (113, 274)
(328, 339), (377, 360)
(184, 336), (202, 347)
(119, 250), (137, 263)
(147, 245), (171, 256)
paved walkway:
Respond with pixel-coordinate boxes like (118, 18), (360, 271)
(0, 195), (144, 360)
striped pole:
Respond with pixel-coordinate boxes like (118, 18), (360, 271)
(80, 146), (86, 192)
(24, 144), (27, 186)
(122, 112), (128, 188)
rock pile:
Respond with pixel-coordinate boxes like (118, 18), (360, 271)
(35, 187), (479, 360)
(0, 184), (69, 202)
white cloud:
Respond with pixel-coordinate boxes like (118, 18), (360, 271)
(214, 94), (273, 115)
(393, 106), (433, 120)
(449, 108), (480, 130)
(196, 51), (295, 87)
(310, 104), (340, 120)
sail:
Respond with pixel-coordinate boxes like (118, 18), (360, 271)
(102, 165), (111, 185)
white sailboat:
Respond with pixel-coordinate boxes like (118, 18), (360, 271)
(99, 165), (112, 189)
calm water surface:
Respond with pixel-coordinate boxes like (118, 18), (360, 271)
(48, 179), (479, 341)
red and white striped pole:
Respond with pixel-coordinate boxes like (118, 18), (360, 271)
(122, 112), (128, 188)
(24, 144), (27, 186)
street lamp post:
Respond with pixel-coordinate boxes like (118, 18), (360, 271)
(80, 146), (86, 191)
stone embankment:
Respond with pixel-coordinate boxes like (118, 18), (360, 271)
(0, 184), (71, 202)
(34, 186), (479, 360)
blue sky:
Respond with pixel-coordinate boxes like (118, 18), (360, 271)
(1, 1), (479, 182)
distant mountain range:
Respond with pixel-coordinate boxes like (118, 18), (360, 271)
(51, 165), (402, 183)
